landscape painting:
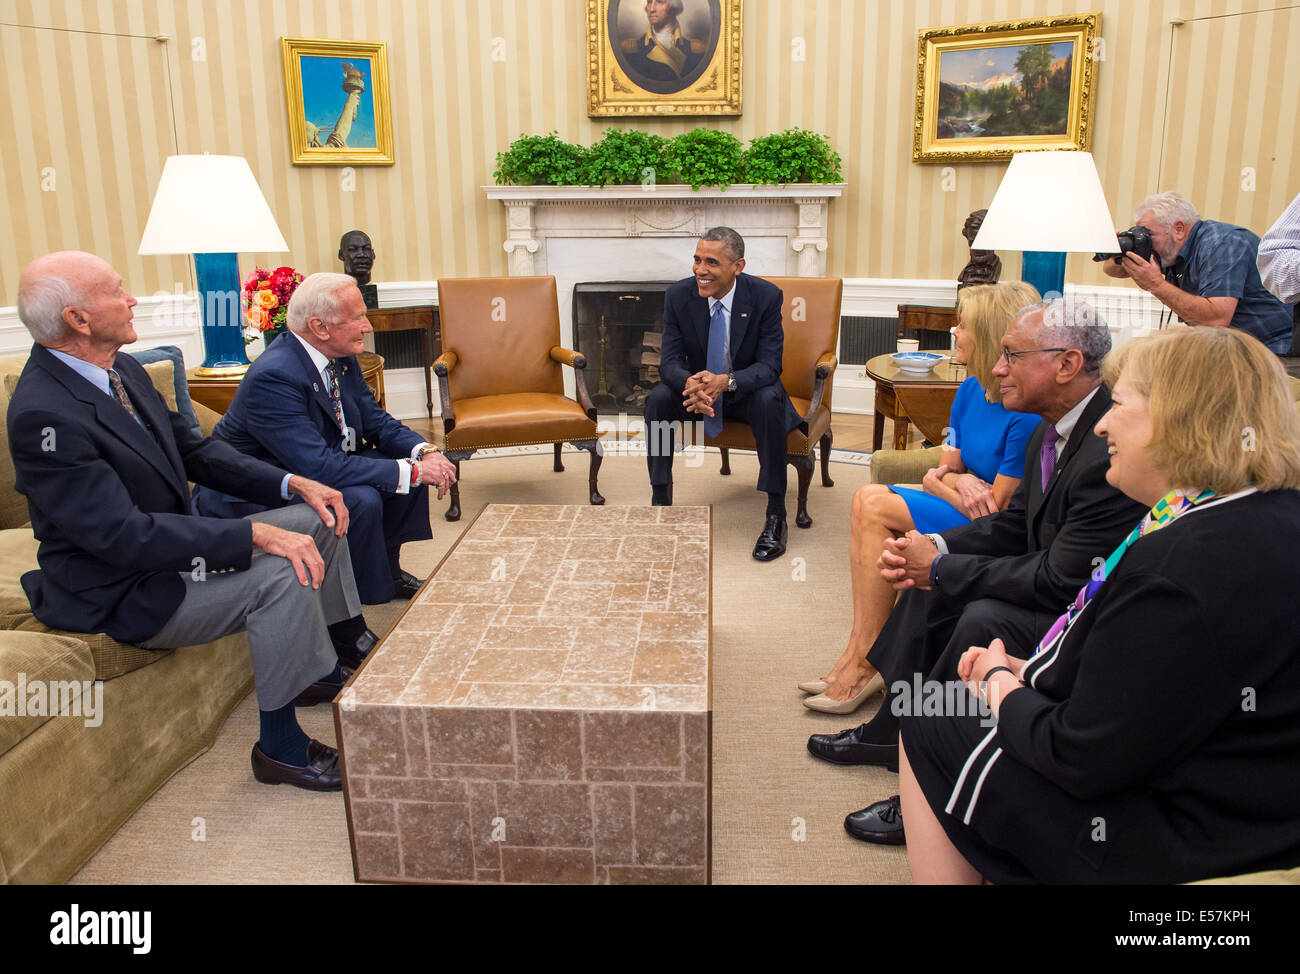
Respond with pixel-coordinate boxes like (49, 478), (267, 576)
(912, 14), (1102, 163)
(937, 42), (1075, 139)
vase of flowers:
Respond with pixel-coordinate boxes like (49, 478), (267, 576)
(242, 266), (303, 350)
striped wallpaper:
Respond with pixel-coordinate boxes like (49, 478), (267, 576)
(1, 0), (1296, 302)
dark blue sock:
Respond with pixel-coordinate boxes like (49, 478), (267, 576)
(766, 492), (786, 517)
(258, 703), (310, 766)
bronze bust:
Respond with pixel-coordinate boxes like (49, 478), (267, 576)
(957, 209), (1002, 289)
(339, 230), (378, 308)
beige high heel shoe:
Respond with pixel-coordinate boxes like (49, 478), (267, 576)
(797, 679), (829, 694)
(802, 672), (885, 714)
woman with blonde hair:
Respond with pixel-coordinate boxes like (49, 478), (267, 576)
(802, 281), (1041, 714)
(902, 326), (1300, 883)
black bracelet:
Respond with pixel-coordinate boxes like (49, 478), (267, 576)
(982, 666), (1016, 683)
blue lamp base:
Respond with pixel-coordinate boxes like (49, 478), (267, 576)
(1021, 251), (1066, 301)
(194, 252), (251, 376)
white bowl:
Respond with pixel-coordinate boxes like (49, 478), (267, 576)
(891, 351), (947, 374)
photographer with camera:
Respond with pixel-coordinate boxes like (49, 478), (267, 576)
(1099, 191), (1292, 354)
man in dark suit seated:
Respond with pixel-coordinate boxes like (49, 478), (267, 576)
(196, 272), (457, 603)
(8, 251), (379, 792)
(806, 298), (1148, 843)
(645, 226), (803, 561)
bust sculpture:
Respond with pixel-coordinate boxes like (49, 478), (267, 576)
(339, 230), (378, 308)
(957, 209), (1002, 289)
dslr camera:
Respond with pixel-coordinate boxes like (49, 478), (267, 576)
(1093, 225), (1158, 266)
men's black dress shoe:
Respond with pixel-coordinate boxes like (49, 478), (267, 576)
(294, 677), (344, 707)
(250, 739), (343, 791)
(752, 514), (788, 561)
(391, 569), (423, 600)
(333, 628), (379, 670)
(844, 795), (905, 845)
(807, 725), (900, 770)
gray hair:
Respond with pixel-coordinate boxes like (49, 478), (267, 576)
(16, 273), (76, 346)
(1020, 296), (1111, 373)
(701, 226), (745, 261)
(287, 272), (357, 333)
(664, 0), (685, 13)
(1134, 191), (1200, 229)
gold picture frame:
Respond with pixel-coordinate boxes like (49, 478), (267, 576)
(281, 37), (394, 165)
(587, 0), (742, 117)
(913, 13), (1102, 163)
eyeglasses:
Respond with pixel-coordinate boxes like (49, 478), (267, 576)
(999, 347), (1069, 366)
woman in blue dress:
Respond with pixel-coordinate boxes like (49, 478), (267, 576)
(802, 281), (1041, 714)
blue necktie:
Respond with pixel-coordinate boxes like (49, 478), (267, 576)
(705, 301), (727, 438)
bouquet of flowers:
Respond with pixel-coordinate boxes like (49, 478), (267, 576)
(242, 266), (303, 344)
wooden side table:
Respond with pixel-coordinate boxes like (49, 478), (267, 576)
(897, 303), (957, 342)
(864, 352), (965, 451)
(366, 305), (440, 418)
(188, 351), (386, 415)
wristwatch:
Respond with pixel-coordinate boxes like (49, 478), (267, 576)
(727, 373), (737, 393)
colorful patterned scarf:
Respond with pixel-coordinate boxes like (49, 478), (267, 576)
(1028, 488), (1218, 661)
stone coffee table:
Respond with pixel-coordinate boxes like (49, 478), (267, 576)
(335, 503), (711, 884)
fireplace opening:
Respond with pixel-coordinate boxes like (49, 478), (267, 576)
(572, 281), (673, 417)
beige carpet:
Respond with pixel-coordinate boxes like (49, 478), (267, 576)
(70, 448), (910, 885)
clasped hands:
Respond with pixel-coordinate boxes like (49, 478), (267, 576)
(923, 463), (998, 518)
(877, 530), (940, 591)
(417, 450), (458, 500)
(682, 370), (730, 417)
(957, 638), (1026, 711)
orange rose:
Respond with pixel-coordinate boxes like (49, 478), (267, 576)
(246, 305), (269, 330)
(254, 289), (278, 310)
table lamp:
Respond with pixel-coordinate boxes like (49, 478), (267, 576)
(971, 150), (1119, 300)
(138, 155), (289, 376)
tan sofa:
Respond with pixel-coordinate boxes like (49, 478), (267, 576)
(0, 351), (253, 884)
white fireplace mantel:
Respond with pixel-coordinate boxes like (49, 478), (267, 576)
(484, 182), (846, 279)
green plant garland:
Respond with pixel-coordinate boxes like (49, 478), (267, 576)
(493, 127), (842, 189)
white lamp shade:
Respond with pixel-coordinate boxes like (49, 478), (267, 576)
(138, 155), (288, 254)
(971, 151), (1119, 254)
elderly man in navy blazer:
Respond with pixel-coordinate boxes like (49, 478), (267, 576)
(646, 226), (802, 560)
(197, 273), (456, 603)
(8, 251), (375, 791)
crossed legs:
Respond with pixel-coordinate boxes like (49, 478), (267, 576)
(819, 484), (917, 701)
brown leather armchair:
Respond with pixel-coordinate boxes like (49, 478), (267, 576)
(433, 276), (603, 521)
(710, 276), (842, 528)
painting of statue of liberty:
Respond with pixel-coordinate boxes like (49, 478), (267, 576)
(281, 37), (394, 166)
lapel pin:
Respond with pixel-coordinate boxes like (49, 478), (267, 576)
(313, 383), (320, 392)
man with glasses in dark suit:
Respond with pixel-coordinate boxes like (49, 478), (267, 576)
(806, 298), (1146, 845)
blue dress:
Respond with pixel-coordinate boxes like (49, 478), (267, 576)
(886, 377), (1040, 532)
